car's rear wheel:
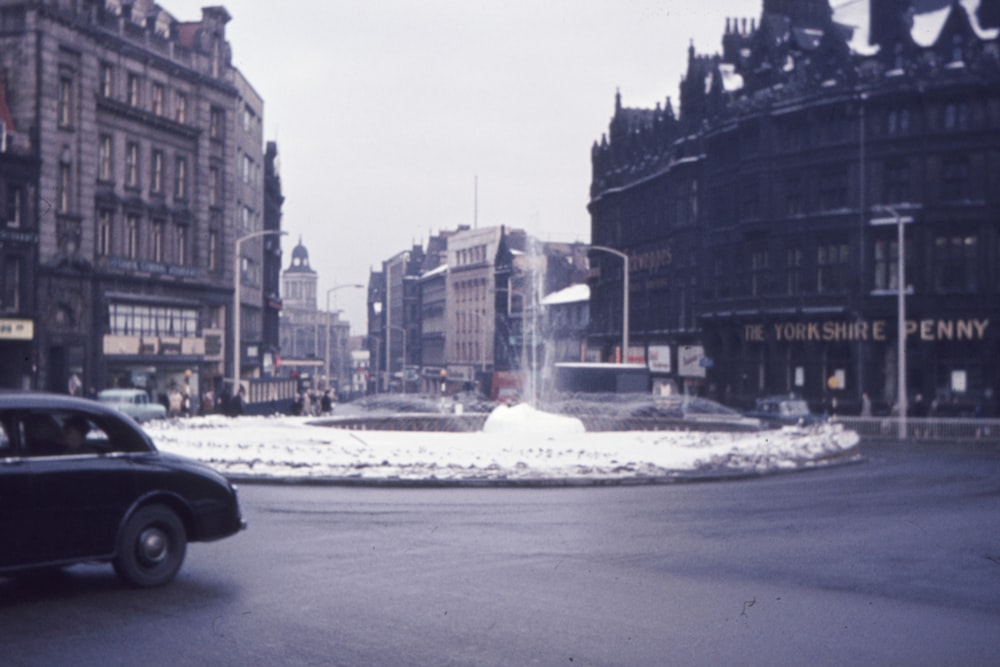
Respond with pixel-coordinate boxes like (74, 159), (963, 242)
(113, 504), (187, 587)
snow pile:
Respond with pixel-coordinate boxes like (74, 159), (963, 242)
(482, 403), (586, 435)
(145, 407), (860, 484)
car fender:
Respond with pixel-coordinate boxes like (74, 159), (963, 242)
(116, 490), (198, 548)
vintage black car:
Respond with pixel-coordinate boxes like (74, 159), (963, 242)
(745, 396), (827, 429)
(0, 392), (245, 587)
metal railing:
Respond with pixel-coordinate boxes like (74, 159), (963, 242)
(832, 416), (1000, 442)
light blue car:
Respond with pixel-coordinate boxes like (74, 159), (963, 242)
(97, 389), (167, 423)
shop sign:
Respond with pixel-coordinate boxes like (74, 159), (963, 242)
(678, 345), (707, 378)
(647, 345), (671, 373)
(0, 318), (33, 340)
(743, 318), (990, 343)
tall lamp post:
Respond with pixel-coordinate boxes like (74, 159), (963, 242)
(590, 245), (630, 362)
(325, 283), (364, 394)
(872, 206), (912, 440)
(233, 229), (287, 395)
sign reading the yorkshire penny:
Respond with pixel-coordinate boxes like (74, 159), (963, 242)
(742, 318), (990, 343)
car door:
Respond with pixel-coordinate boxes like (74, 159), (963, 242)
(0, 412), (34, 568)
(19, 409), (140, 564)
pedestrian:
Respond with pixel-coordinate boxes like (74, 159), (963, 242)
(321, 390), (333, 415)
(230, 387), (245, 417)
(861, 392), (872, 417)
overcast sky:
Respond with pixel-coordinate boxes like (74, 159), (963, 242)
(164, 0), (765, 327)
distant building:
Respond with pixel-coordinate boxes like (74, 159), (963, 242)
(589, 0), (1000, 414)
(279, 238), (351, 395)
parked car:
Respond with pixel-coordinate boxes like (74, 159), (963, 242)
(0, 392), (245, 587)
(745, 396), (826, 429)
(97, 388), (167, 422)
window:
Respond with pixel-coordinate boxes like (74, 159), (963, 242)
(127, 73), (140, 107)
(209, 166), (220, 206)
(175, 92), (187, 123)
(58, 163), (71, 212)
(125, 214), (139, 259)
(176, 224), (187, 266)
(150, 149), (164, 194)
(208, 228), (219, 271)
(99, 134), (113, 182)
(750, 249), (769, 296)
(174, 156), (187, 199)
(151, 83), (164, 116)
(243, 105), (254, 132)
(99, 63), (113, 97)
(242, 154), (252, 184)
(740, 176), (759, 220)
(58, 75), (73, 127)
(933, 234), (978, 292)
(152, 220), (164, 262)
(109, 303), (199, 337)
(125, 141), (139, 188)
(1, 256), (20, 312)
(873, 237), (900, 291)
(942, 155), (970, 201)
(887, 108), (911, 135)
(883, 160), (910, 204)
(7, 186), (23, 227)
(98, 210), (113, 256)
(210, 107), (224, 140)
(943, 102), (970, 131)
(818, 165), (848, 210)
(785, 175), (803, 216)
(785, 245), (802, 295)
(817, 241), (850, 293)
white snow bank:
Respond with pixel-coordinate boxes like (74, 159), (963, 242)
(144, 410), (860, 483)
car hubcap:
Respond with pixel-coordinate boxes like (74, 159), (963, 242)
(137, 527), (169, 566)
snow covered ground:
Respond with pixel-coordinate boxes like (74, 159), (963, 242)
(145, 404), (861, 484)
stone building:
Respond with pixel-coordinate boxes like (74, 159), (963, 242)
(0, 0), (274, 402)
(588, 0), (1000, 414)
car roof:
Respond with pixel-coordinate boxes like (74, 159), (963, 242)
(0, 390), (133, 417)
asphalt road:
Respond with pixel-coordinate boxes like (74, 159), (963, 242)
(2, 439), (999, 666)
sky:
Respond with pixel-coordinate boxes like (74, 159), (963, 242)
(159, 0), (764, 327)
(146, 403), (861, 482)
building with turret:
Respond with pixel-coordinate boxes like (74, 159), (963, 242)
(589, 0), (1000, 415)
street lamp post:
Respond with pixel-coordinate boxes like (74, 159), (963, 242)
(325, 284), (364, 394)
(872, 206), (912, 440)
(590, 245), (630, 362)
(233, 229), (287, 397)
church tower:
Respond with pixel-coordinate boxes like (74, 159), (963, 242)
(282, 237), (317, 310)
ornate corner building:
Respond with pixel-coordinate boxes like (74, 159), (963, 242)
(0, 1), (274, 402)
(588, 0), (1000, 413)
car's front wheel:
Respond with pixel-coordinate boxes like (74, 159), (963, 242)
(113, 504), (187, 587)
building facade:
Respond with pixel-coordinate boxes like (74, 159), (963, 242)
(589, 0), (1000, 414)
(0, 0), (273, 403)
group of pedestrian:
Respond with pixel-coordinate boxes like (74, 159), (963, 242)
(292, 389), (334, 417)
(291, 389), (335, 417)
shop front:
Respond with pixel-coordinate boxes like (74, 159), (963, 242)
(703, 313), (997, 416)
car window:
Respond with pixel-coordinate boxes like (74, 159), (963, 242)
(20, 411), (104, 456)
(0, 420), (10, 453)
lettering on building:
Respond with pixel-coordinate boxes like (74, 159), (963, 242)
(743, 319), (990, 343)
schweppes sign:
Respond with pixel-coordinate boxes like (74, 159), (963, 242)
(743, 318), (990, 343)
